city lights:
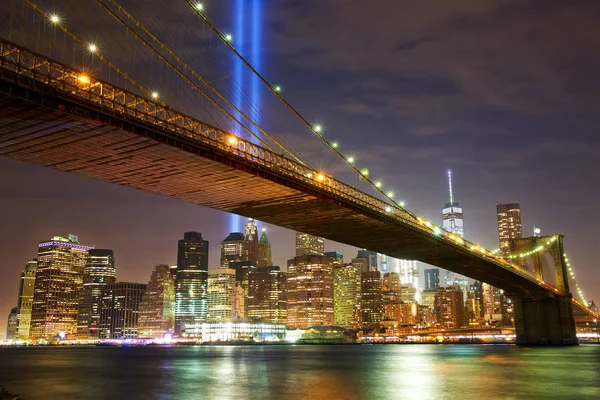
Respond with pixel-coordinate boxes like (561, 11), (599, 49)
(88, 43), (98, 53)
(228, 136), (238, 145)
(151, 92), (159, 99)
(49, 14), (60, 24)
(78, 75), (90, 83)
(314, 125), (322, 133)
(316, 174), (325, 182)
(224, 33), (233, 42)
(195, 3), (204, 11)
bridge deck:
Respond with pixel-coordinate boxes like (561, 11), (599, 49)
(0, 38), (596, 318)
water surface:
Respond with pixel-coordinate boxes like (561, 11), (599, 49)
(0, 344), (598, 399)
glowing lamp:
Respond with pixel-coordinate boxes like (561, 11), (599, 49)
(316, 174), (325, 182)
(228, 136), (238, 145)
(78, 75), (90, 83)
(50, 14), (60, 24)
(151, 92), (159, 99)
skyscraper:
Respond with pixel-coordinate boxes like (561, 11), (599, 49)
(6, 307), (18, 340)
(286, 255), (334, 329)
(243, 218), (259, 263)
(361, 270), (384, 328)
(220, 232), (244, 268)
(16, 260), (37, 339)
(207, 268), (237, 321)
(295, 232), (324, 256)
(77, 249), (116, 338)
(99, 282), (146, 339)
(257, 230), (273, 268)
(396, 259), (419, 290)
(442, 170), (468, 289)
(30, 235), (93, 339)
(175, 232), (209, 336)
(324, 251), (344, 267)
(424, 268), (440, 290)
(497, 203), (523, 251)
(333, 263), (362, 329)
(138, 265), (176, 338)
(357, 250), (378, 271)
(442, 170), (464, 237)
(434, 286), (465, 329)
(247, 266), (287, 324)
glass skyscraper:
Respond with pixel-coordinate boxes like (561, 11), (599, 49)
(16, 259), (37, 339)
(138, 264), (176, 338)
(333, 263), (362, 329)
(30, 235), (93, 339)
(497, 203), (523, 251)
(175, 232), (209, 336)
(77, 249), (116, 338)
(295, 232), (325, 256)
(442, 170), (465, 238)
(99, 282), (146, 339)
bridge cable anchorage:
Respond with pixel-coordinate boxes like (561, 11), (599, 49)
(184, 0), (412, 213)
(96, 0), (306, 165)
(22, 0), (151, 97)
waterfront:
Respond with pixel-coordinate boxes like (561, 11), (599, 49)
(1, 345), (599, 399)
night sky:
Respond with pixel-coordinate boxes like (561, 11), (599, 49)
(1, 0), (599, 334)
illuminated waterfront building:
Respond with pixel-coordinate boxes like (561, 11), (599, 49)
(6, 307), (18, 340)
(30, 235), (93, 340)
(207, 268), (237, 321)
(424, 268), (440, 290)
(99, 282), (146, 339)
(243, 218), (259, 263)
(361, 271), (384, 328)
(77, 249), (116, 338)
(295, 232), (324, 256)
(220, 232), (244, 268)
(333, 263), (362, 329)
(16, 260), (37, 339)
(434, 287), (465, 329)
(138, 265), (176, 338)
(175, 232), (209, 336)
(193, 321), (286, 342)
(257, 230), (272, 268)
(286, 255), (334, 329)
(247, 266), (287, 324)
(465, 281), (484, 325)
(497, 203), (523, 251)
(383, 302), (419, 327)
(382, 272), (401, 296)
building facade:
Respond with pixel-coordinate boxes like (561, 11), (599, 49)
(175, 231), (209, 336)
(497, 203), (523, 251)
(434, 287), (465, 329)
(286, 255), (333, 329)
(207, 268), (237, 321)
(257, 231), (273, 268)
(30, 235), (93, 339)
(16, 260), (37, 339)
(243, 218), (259, 263)
(138, 265), (176, 338)
(361, 271), (384, 328)
(333, 263), (362, 329)
(220, 232), (244, 268)
(295, 232), (325, 256)
(99, 282), (146, 339)
(77, 249), (116, 338)
(6, 307), (18, 340)
(424, 268), (440, 290)
(247, 266), (287, 324)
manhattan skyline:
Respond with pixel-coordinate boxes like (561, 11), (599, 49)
(1, 0), (599, 335)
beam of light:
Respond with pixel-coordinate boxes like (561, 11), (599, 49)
(251, 0), (263, 140)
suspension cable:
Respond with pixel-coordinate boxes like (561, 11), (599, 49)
(97, 0), (305, 165)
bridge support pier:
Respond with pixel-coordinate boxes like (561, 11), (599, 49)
(513, 295), (578, 345)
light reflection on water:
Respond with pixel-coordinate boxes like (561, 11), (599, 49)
(0, 345), (599, 399)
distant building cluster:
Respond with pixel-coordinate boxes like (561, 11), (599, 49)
(5, 173), (536, 343)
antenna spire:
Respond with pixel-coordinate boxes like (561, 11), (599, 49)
(447, 169), (454, 204)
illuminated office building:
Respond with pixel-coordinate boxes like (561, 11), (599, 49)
(175, 232), (209, 336)
(138, 265), (176, 338)
(361, 271), (384, 328)
(396, 259), (420, 293)
(207, 268), (237, 321)
(351, 257), (369, 273)
(333, 263), (362, 329)
(324, 251), (344, 267)
(382, 272), (401, 296)
(247, 266), (287, 324)
(243, 218), (259, 263)
(257, 230), (273, 268)
(16, 260), (37, 339)
(286, 255), (334, 329)
(30, 235), (93, 339)
(295, 232), (324, 256)
(99, 282), (146, 339)
(356, 250), (378, 271)
(220, 232), (244, 268)
(434, 287), (465, 329)
(6, 307), (18, 340)
(497, 203), (523, 251)
(442, 170), (468, 290)
(77, 249), (116, 338)
(424, 268), (440, 290)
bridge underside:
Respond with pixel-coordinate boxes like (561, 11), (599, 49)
(0, 73), (573, 303)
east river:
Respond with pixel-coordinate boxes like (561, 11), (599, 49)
(1, 344), (599, 399)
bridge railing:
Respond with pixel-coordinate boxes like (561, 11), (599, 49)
(0, 38), (575, 299)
